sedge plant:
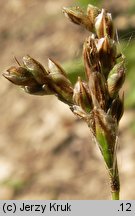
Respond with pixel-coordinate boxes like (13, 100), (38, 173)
(3, 4), (125, 200)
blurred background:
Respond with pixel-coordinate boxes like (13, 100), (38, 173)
(0, 0), (135, 200)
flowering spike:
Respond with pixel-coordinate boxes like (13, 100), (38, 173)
(108, 94), (124, 123)
(87, 4), (101, 25)
(107, 61), (125, 98)
(96, 36), (117, 77)
(89, 72), (109, 110)
(47, 58), (73, 105)
(48, 58), (67, 78)
(3, 4), (125, 200)
(63, 6), (93, 31)
(70, 105), (87, 120)
(83, 36), (101, 79)
(22, 85), (44, 95)
(73, 77), (92, 112)
(23, 55), (48, 85)
(3, 66), (37, 86)
(48, 58), (73, 92)
(22, 83), (54, 96)
(95, 9), (115, 39)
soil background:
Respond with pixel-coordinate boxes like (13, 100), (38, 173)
(0, 0), (135, 200)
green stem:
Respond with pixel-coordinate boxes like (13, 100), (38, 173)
(109, 162), (120, 200)
(111, 191), (120, 200)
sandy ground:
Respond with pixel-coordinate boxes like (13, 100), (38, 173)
(0, 0), (135, 200)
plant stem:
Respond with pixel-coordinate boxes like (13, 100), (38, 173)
(111, 191), (120, 200)
(109, 163), (120, 200)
